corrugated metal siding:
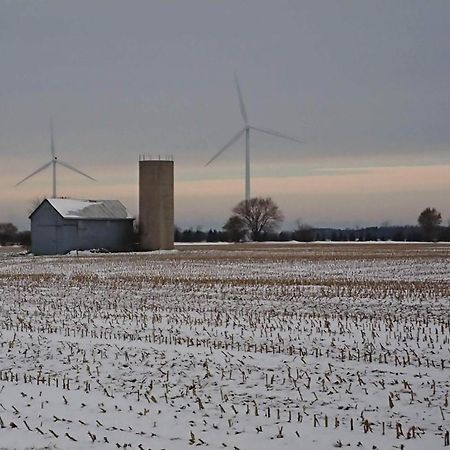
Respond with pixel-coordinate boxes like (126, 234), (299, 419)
(31, 201), (61, 255)
(56, 223), (78, 254)
(75, 220), (133, 252)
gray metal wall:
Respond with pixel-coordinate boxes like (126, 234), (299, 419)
(31, 202), (134, 255)
(75, 219), (134, 253)
(139, 160), (174, 250)
(31, 201), (64, 255)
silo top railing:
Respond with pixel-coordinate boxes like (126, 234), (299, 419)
(139, 154), (174, 161)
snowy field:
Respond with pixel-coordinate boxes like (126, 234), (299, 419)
(0, 243), (449, 449)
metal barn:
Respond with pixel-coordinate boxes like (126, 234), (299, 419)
(30, 198), (134, 255)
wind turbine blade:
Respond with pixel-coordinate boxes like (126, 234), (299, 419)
(15, 161), (52, 186)
(57, 160), (96, 181)
(234, 74), (248, 124)
(50, 118), (55, 157)
(249, 126), (303, 143)
(205, 128), (245, 166)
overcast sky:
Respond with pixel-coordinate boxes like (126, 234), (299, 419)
(1, 0), (449, 230)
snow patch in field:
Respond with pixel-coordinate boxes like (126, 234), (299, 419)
(0, 244), (448, 449)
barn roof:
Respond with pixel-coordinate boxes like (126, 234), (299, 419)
(32, 198), (134, 220)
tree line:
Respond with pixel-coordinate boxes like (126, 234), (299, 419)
(175, 224), (450, 243)
(176, 200), (449, 243)
(0, 223), (31, 247)
(1, 200), (447, 247)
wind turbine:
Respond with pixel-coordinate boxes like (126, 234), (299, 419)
(15, 121), (96, 198)
(205, 75), (302, 202)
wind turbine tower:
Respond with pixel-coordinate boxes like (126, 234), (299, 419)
(206, 75), (302, 202)
(16, 121), (96, 198)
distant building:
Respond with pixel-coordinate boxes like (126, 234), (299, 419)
(29, 198), (134, 255)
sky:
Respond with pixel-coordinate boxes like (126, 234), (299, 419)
(1, 0), (449, 230)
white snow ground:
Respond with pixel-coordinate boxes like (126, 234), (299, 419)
(0, 243), (449, 449)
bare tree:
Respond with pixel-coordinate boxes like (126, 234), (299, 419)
(293, 219), (314, 242)
(228, 197), (284, 241)
(0, 223), (18, 246)
(418, 207), (442, 241)
(223, 215), (247, 242)
(27, 197), (46, 215)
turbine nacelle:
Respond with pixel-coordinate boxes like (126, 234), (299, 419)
(206, 75), (302, 201)
(15, 121), (96, 198)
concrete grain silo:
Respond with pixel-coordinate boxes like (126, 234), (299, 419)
(139, 158), (174, 250)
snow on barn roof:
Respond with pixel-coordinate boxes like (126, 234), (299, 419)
(43, 198), (133, 220)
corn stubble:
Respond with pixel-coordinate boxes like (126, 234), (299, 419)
(0, 242), (448, 449)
